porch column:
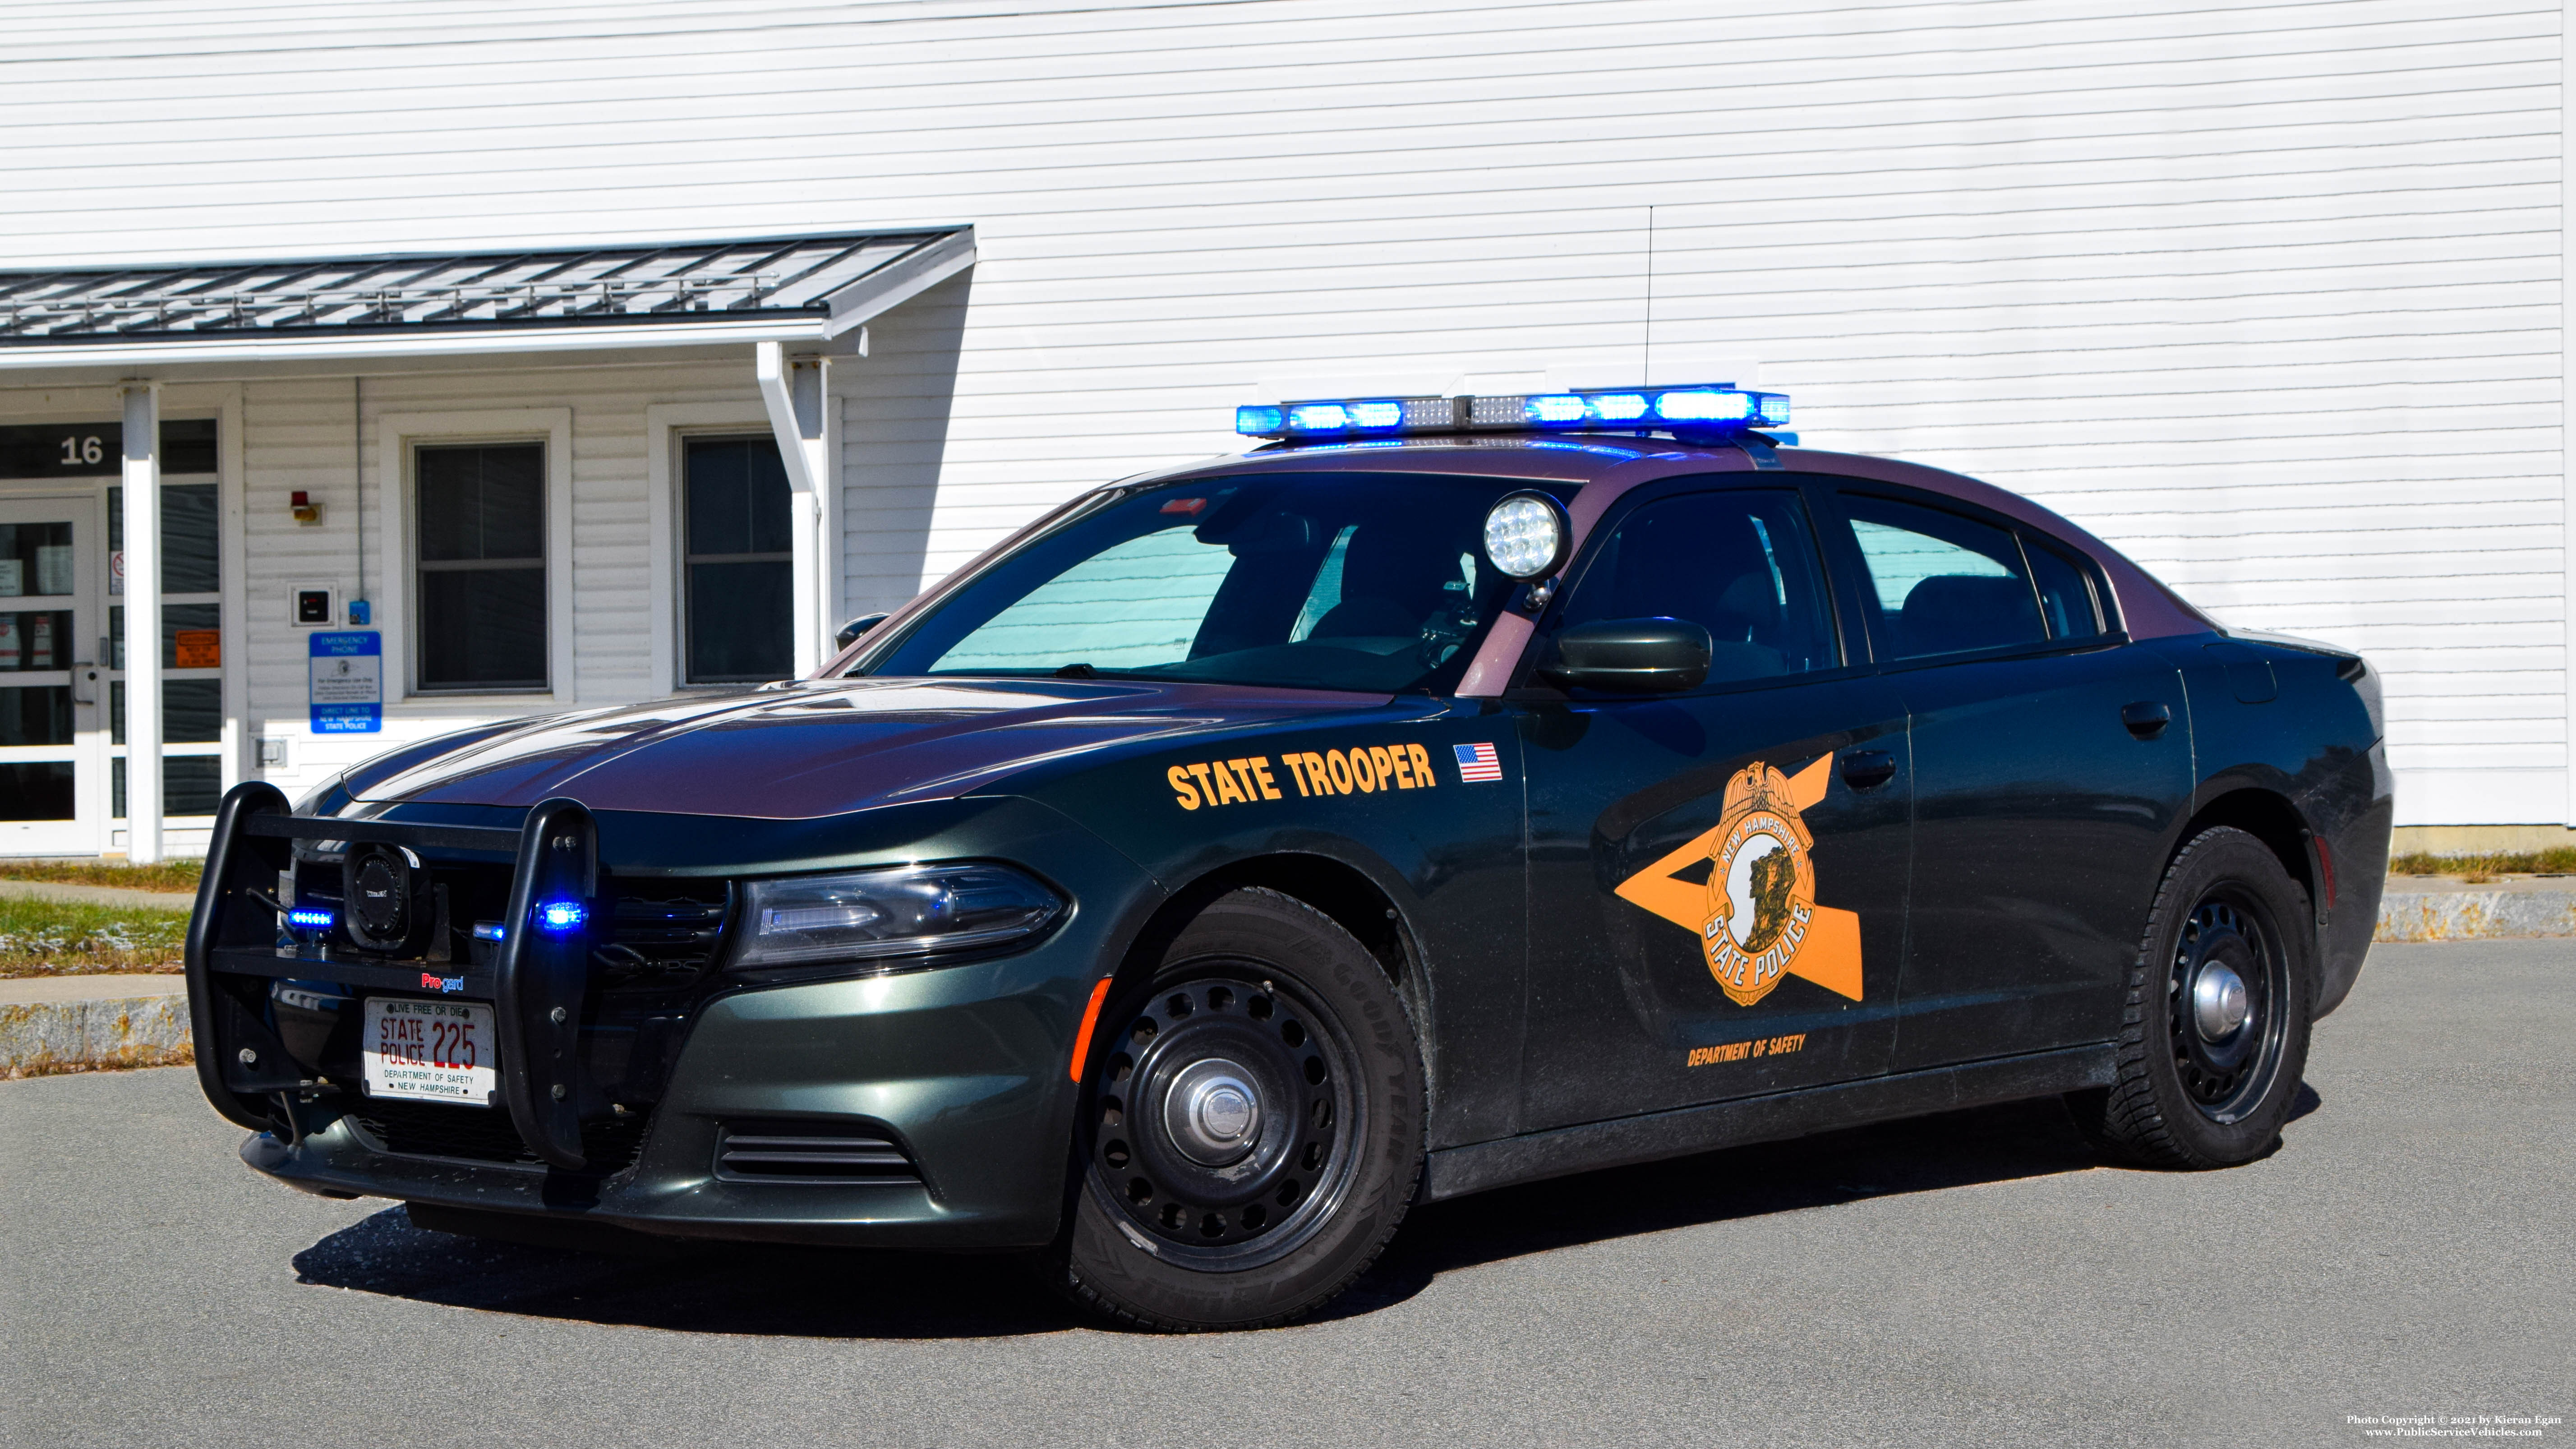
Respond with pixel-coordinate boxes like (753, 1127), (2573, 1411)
(756, 341), (832, 676)
(120, 382), (163, 863)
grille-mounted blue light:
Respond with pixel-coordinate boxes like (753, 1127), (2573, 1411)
(1236, 385), (1788, 441)
(286, 908), (334, 930)
(535, 900), (587, 933)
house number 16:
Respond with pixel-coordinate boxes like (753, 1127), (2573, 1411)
(58, 435), (103, 466)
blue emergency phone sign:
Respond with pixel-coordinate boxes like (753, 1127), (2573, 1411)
(309, 631), (382, 734)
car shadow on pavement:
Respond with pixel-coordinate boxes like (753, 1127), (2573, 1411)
(291, 1086), (2324, 1338)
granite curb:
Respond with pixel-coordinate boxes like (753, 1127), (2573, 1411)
(1, 987), (192, 1077)
(2375, 890), (2576, 944)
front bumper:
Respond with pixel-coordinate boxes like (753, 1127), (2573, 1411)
(206, 793), (1163, 1250)
(251, 949), (1103, 1247)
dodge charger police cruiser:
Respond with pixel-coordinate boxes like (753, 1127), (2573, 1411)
(184, 384), (2392, 1330)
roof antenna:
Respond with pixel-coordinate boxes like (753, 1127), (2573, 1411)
(1641, 205), (1656, 388)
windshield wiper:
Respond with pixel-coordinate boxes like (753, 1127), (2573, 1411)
(1051, 662), (1100, 679)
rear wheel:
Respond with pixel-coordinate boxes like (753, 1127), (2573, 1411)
(1045, 887), (1423, 1331)
(2069, 826), (2314, 1168)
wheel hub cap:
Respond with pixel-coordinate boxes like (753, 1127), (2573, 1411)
(2192, 961), (2250, 1040)
(1164, 1058), (1262, 1165)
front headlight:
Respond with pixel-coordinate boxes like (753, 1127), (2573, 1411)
(728, 863), (1064, 972)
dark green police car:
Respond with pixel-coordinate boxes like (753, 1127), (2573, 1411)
(185, 384), (2391, 1330)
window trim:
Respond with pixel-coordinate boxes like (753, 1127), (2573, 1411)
(377, 409), (574, 705)
(647, 401), (779, 692)
(1816, 482), (2127, 672)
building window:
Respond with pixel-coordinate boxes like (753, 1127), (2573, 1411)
(682, 436), (793, 684)
(416, 442), (547, 691)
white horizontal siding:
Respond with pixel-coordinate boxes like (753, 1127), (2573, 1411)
(225, 362), (770, 802)
(0, 0), (2560, 825)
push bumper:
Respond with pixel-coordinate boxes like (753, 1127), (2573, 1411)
(205, 789), (1164, 1250)
(247, 947), (1108, 1248)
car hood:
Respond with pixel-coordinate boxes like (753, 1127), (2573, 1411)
(343, 678), (1387, 819)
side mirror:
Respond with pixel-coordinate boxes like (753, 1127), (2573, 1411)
(1539, 618), (1711, 693)
(834, 613), (889, 650)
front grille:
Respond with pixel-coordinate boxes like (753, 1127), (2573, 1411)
(348, 1098), (650, 1174)
(715, 1119), (919, 1184)
(593, 885), (732, 989)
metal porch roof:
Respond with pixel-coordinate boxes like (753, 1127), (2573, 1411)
(0, 228), (971, 353)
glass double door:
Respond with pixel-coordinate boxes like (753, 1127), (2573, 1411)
(0, 497), (99, 854)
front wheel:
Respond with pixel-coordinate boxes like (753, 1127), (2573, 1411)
(2068, 826), (2315, 1168)
(1043, 887), (1424, 1331)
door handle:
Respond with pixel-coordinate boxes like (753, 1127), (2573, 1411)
(2122, 701), (2171, 739)
(1840, 749), (1895, 790)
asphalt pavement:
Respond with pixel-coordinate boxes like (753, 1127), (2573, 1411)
(3, 939), (2566, 1449)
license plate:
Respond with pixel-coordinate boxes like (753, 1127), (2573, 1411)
(362, 997), (498, 1107)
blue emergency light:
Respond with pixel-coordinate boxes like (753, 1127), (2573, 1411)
(286, 908), (335, 931)
(1235, 385), (1788, 441)
(535, 900), (588, 933)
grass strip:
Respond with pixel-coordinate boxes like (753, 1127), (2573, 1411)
(2387, 848), (2576, 883)
(0, 858), (199, 894)
(0, 895), (188, 978)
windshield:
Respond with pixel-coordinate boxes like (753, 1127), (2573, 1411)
(854, 472), (1563, 693)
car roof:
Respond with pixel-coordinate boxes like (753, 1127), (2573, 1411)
(1141, 437), (2209, 642)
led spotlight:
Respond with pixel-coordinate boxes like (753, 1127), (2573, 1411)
(1484, 491), (1572, 579)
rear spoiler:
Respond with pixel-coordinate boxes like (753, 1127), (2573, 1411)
(183, 781), (602, 1169)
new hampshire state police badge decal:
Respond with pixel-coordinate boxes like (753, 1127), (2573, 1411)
(1614, 754), (1866, 1008)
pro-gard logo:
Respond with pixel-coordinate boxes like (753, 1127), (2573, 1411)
(1614, 755), (1864, 1008)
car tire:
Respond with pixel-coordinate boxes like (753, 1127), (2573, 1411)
(1043, 886), (1424, 1331)
(2068, 826), (2316, 1169)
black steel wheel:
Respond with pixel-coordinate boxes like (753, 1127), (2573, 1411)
(1045, 887), (1423, 1330)
(2165, 892), (2290, 1125)
(2069, 826), (2316, 1168)
(1089, 965), (1359, 1267)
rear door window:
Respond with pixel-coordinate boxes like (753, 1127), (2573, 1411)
(1840, 494), (2047, 660)
(2025, 538), (2105, 641)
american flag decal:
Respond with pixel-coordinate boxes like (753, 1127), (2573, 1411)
(1453, 742), (1504, 783)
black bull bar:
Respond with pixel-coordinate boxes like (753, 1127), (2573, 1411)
(184, 781), (604, 1170)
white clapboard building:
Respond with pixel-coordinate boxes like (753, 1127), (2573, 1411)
(0, 0), (2560, 858)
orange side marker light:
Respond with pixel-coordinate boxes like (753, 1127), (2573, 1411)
(1068, 976), (1115, 1083)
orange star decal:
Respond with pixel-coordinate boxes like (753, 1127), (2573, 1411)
(1613, 754), (1864, 1007)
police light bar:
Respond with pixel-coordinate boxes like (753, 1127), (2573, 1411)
(1235, 385), (1788, 440)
